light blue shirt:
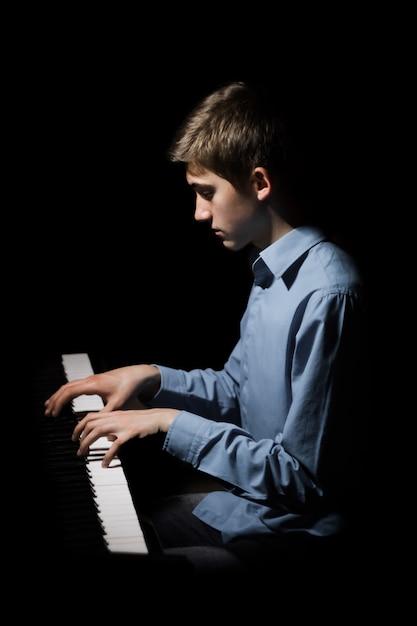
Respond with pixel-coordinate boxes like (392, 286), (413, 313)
(150, 226), (369, 550)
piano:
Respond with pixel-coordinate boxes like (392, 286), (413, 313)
(27, 351), (193, 589)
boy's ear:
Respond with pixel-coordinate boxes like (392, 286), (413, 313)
(252, 167), (272, 200)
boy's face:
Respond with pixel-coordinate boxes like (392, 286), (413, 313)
(185, 166), (269, 251)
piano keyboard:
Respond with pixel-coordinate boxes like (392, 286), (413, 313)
(62, 353), (149, 555)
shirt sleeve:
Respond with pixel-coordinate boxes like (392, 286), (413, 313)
(149, 341), (243, 423)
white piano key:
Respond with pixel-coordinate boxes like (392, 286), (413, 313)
(62, 353), (104, 413)
(62, 352), (149, 555)
(86, 462), (148, 554)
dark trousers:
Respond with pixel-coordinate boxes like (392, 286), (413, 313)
(118, 434), (306, 579)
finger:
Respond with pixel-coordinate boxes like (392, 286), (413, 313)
(45, 378), (99, 416)
(71, 411), (103, 442)
(44, 383), (79, 416)
(100, 398), (118, 413)
(101, 441), (121, 468)
(76, 427), (102, 457)
(44, 389), (67, 416)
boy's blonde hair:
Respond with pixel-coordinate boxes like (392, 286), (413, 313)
(168, 81), (297, 194)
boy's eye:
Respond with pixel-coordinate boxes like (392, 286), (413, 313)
(199, 190), (213, 200)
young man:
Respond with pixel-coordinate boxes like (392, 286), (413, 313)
(44, 81), (370, 578)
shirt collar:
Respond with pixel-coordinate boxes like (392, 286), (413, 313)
(252, 226), (327, 288)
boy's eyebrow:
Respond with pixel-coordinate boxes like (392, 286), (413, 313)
(189, 182), (213, 189)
